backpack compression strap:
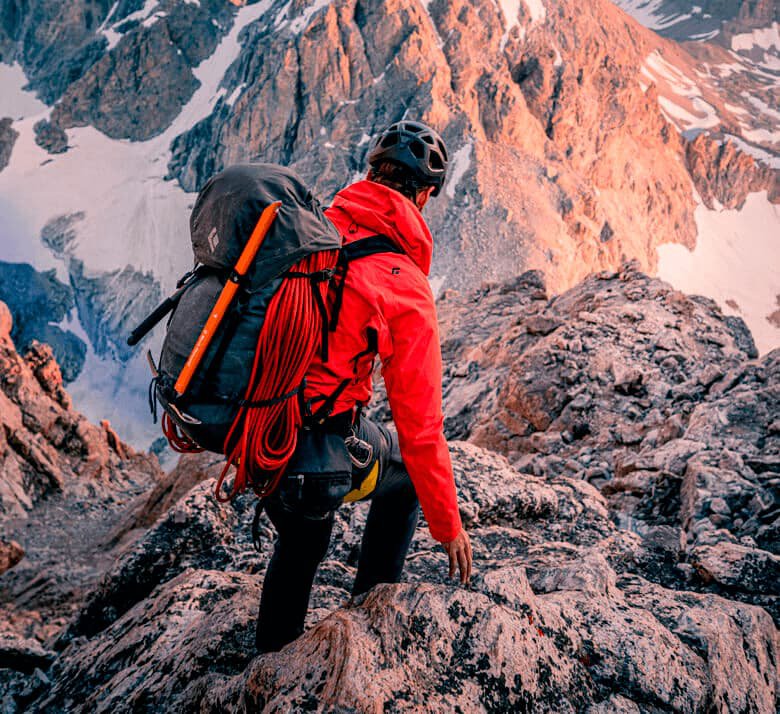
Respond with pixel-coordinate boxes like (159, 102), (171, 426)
(283, 267), (334, 362)
(306, 235), (405, 424)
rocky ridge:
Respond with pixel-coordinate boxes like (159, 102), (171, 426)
(0, 266), (778, 712)
(430, 261), (779, 620)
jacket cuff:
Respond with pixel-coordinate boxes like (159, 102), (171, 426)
(429, 512), (462, 544)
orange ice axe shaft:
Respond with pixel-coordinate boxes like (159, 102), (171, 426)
(174, 201), (282, 397)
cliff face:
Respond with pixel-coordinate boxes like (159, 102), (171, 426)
(0, 270), (777, 712)
(167, 0), (704, 292)
(1, 0), (776, 445)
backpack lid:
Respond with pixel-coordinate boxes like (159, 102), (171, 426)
(189, 163), (341, 288)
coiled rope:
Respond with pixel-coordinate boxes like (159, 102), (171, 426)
(212, 249), (338, 501)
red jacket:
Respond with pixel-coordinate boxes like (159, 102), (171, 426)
(303, 179), (462, 543)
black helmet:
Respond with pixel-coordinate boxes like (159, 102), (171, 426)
(367, 121), (449, 196)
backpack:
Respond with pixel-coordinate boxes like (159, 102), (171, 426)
(128, 163), (403, 501)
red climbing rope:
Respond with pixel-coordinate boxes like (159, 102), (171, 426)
(214, 249), (338, 502)
(162, 411), (205, 454)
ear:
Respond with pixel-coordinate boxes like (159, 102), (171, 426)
(415, 185), (436, 210)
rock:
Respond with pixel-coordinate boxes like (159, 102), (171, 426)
(0, 302), (11, 339)
(525, 315), (561, 336)
(0, 540), (24, 574)
(690, 542), (780, 596)
(0, 633), (55, 674)
(0, 319), (160, 518)
(64, 258), (163, 362)
(165, 0), (703, 298)
(24, 342), (67, 405)
(2, 267), (778, 711)
(108, 451), (225, 546)
(0, 117), (18, 172)
(0, 264), (86, 383)
(685, 132), (777, 211)
(32, 120), (68, 154)
(45, 2), (234, 140)
(619, 573), (779, 714)
(611, 364), (644, 396)
(36, 570), (261, 714)
(195, 569), (776, 712)
(59, 480), (242, 644)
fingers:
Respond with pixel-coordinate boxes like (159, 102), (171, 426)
(448, 547), (456, 579)
(459, 540), (473, 584)
(444, 531), (473, 585)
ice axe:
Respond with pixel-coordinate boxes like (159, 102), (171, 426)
(173, 200), (282, 397)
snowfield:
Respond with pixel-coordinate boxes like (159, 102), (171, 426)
(0, 1), (272, 447)
(658, 191), (780, 355)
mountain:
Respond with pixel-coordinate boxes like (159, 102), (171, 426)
(0, 263), (777, 711)
(0, 0), (778, 448)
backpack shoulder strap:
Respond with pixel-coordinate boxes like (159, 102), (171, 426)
(340, 234), (404, 262)
(330, 235), (404, 332)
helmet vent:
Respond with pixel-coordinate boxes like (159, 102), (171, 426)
(381, 134), (398, 148)
(409, 140), (425, 159)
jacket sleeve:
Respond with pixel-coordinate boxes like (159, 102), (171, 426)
(377, 274), (462, 543)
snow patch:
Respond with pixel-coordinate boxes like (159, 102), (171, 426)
(419, 0), (444, 48)
(498, 0), (529, 51)
(731, 23), (780, 53)
(723, 102), (748, 117)
(657, 95), (719, 130)
(722, 135), (780, 169)
(744, 94), (780, 124)
(613, 0), (696, 32)
(142, 11), (167, 28)
(523, 0), (546, 24)
(741, 127), (780, 145)
(0, 63), (47, 119)
(657, 191), (780, 354)
(445, 141), (473, 199)
(98, 0), (158, 50)
(225, 83), (246, 106)
(643, 51), (721, 131)
(274, 0), (292, 27)
(289, 0), (331, 34)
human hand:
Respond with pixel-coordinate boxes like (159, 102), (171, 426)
(443, 528), (472, 584)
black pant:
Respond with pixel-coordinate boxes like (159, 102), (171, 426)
(255, 416), (419, 653)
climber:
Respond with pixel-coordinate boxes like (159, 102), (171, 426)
(255, 121), (472, 653)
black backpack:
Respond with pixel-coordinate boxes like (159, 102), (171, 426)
(128, 163), (404, 466)
(129, 163), (340, 453)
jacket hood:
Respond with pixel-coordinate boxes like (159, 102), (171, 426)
(327, 179), (433, 275)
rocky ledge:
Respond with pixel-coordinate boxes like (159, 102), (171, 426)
(0, 266), (778, 712)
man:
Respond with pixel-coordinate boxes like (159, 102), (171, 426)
(256, 120), (472, 653)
